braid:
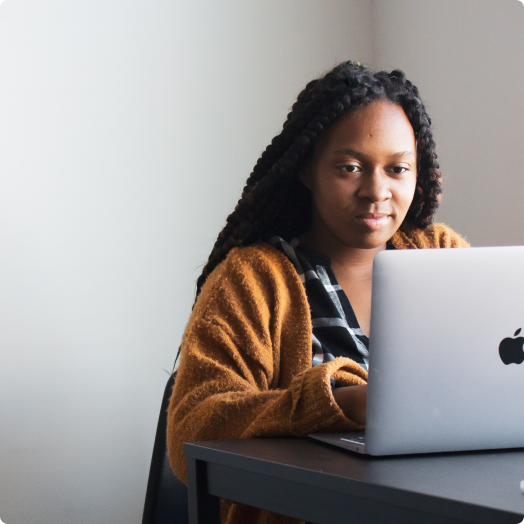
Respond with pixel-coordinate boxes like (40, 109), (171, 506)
(195, 61), (442, 301)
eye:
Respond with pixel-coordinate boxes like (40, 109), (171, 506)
(391, 166), (408, 175)
(338, 165), (360, 173)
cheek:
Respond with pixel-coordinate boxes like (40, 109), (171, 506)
(395, 176), (417, 211)
(311, 176), (352, 212)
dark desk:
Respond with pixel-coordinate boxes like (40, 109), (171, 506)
(184, 438), (524, 524)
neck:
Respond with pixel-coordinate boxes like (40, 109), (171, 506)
(298, 227), (386, 277)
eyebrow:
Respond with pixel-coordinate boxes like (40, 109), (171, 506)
(333, 148), (415, 159)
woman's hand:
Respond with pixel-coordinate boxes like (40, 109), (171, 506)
(332, 384), (367, 425)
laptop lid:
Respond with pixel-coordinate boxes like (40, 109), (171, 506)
(366, 246), (524, 456)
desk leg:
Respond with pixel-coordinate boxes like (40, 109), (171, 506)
(187, 457), (221, 524)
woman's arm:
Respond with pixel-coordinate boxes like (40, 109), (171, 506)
(167, 314), (367, 483)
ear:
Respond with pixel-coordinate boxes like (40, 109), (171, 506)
(299, 165), (311, 190)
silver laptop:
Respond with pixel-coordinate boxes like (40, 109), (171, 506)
(310, 246), (524, 455)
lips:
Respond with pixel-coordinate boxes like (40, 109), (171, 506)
(355, 213), (391, 231)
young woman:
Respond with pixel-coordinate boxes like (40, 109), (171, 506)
(167, 60), (468, 524)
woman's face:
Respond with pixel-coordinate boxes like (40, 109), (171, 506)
(301, 100), (417, 250)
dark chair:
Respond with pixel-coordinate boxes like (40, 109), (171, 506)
(142, 372), (189, 524)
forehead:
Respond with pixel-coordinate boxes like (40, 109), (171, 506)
(317, 101), (416, 154)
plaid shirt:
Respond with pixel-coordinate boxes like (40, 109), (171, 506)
(270, 236), (395, 371)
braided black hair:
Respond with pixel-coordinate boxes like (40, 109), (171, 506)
(195, 61), (441, 298)
(172, 60), (442, 369)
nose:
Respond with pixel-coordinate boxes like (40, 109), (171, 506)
(357, 168), (391, 203)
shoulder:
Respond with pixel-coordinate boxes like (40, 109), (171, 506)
(390, 222), (470, 249)
(193, 242), (306, 318)
(209, 242), (299, 288)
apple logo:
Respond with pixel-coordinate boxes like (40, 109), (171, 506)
(499, 328), (524, 365)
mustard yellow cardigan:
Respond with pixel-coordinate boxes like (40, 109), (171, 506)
(167, 223), (469, 524)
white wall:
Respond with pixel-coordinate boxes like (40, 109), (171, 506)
(373, 0), (524, 247)
(3, 1), (523, 522)
(0, 1), (372, 523)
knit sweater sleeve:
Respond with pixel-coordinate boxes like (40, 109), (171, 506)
(166, 244), (367, 483)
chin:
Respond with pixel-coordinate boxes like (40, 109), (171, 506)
(349, 227), (396, 249)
